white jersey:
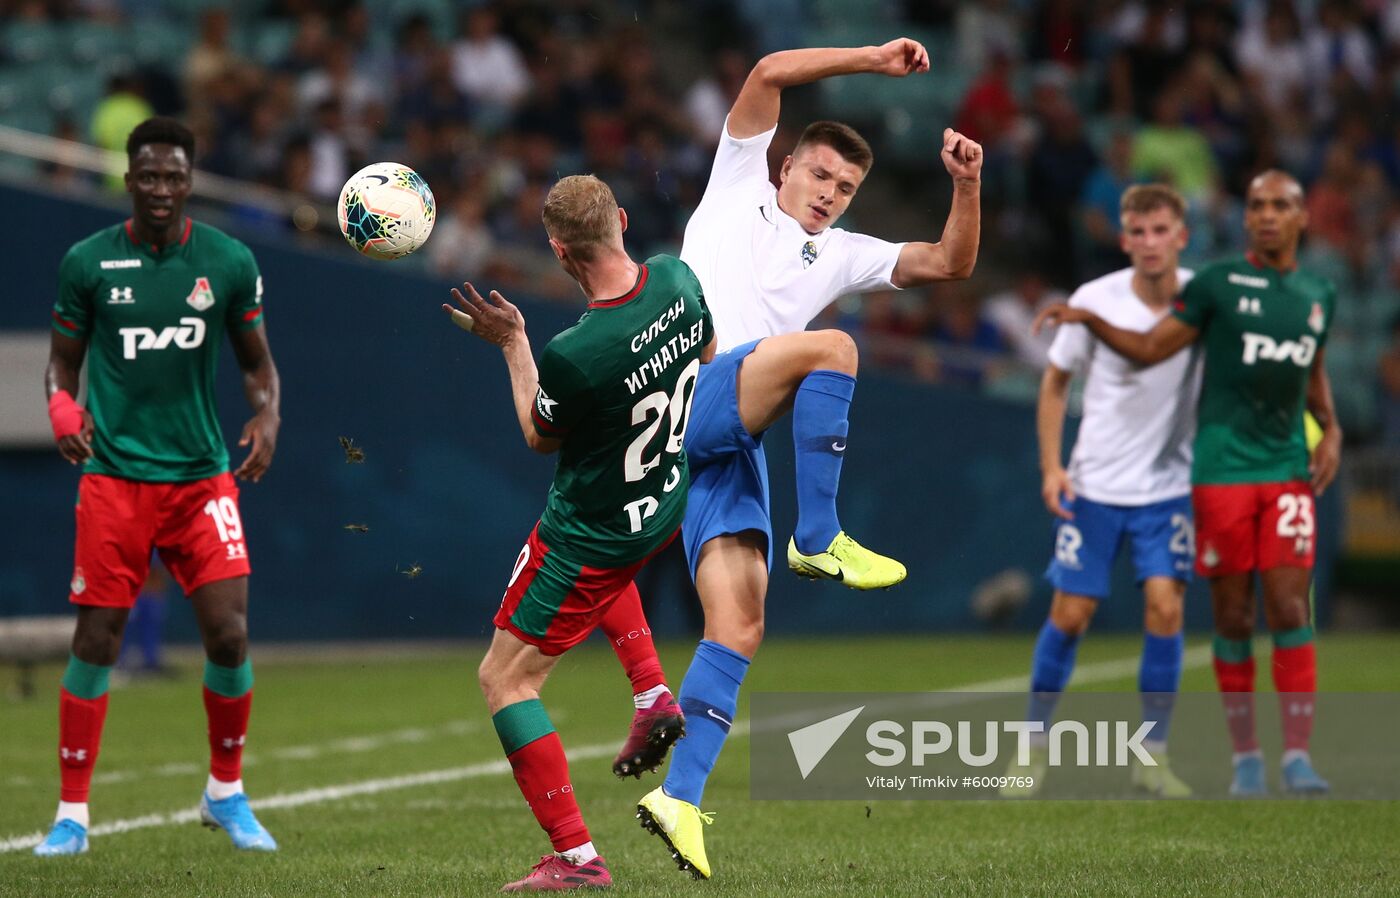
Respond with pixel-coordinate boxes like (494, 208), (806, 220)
(680, 119), (905, 351)
(1047, 267), (1201, 506)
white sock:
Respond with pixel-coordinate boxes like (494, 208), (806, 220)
(1281, 748), (1310, 767)
(559, 841), (598, 865)
(55, 801), (89, 829)
(1142, 739), (1167, 757)
(633, 684), (670, 710)
(206, 775), (243, 800)
(1232, 749), (1263, 765)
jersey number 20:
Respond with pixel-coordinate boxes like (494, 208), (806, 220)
(621, 358), (700, 532)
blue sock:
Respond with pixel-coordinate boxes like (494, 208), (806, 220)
(663, 640), (750, 806)
(1139, 631), (1184, 745)
(1027, 621), (1080, 728)
(792, 370), (856, 555)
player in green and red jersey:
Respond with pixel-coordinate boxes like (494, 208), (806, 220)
(34, 118), (282, 856)
(445, 174), (714, 891)
(1035, 170), (1341, 796)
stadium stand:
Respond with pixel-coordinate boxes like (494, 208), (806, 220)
(2, 1), (1397, 423)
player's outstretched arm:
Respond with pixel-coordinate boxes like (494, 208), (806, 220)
(891, 128), (982, 287)
(1033, 305), (1198, 366)
(728, 38), (930, 139)
(1037, 365), (1076, 521)
(1306, 346), (1342, 495)
(229, 324), (281, 483)
(445, 282), (561, 454)
(45, 331), (93, 465)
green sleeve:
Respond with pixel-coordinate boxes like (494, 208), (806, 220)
(1172, 270), (1213, 330)
(532, 343), (592, 438)
(52, 247), (91, 338)
(698, 287), (714, 347)
(226, 243), (265, 331)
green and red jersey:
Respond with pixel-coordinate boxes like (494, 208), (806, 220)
(532, 254), (712, 567)
(1172, 254), (1335, 485)
(52, 218), (264, 482)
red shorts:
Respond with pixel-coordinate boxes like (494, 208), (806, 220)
(70, 472), (251, 607)
(494, 523), (676, 655)
(1192, 481), (1316, 577)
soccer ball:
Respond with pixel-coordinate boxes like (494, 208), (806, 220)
(336, 162), (436, 260)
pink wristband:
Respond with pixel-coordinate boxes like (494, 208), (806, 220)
(48, 390), (84, 440)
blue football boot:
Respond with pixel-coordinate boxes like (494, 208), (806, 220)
(1229, 754), (1268, 797)
(200, 792), (278, 851)
(33, 819), (88, 856)
(1282, 756), (1330, 795)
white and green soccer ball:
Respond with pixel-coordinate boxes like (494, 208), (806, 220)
(336, 162), (437, 260)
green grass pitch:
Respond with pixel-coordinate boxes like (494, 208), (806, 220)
(2, 634), (1397, 896)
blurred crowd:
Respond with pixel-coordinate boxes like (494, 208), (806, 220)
(5, 0), (1400, 438)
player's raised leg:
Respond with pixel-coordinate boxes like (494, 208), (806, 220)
(1261, 564), (1327, 793)
(638, 532), (763, 880)
(481, 629), (612, 891)
(599, 583), (685, 778)
(189, 575), (276, 851)
(733, 331), (905, 589)
(1132, 576), (1191, 797)
(34, 607), (126, 857)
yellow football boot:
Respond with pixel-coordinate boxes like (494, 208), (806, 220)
(999, 744), (1048, 797)
(636, 786), (713, 880)
(787, 531), (907, 589)
(1131, 751), (1194, 798)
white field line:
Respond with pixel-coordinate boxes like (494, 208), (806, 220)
(3, 721), (481, 789)
(0, 646), (1204, 853)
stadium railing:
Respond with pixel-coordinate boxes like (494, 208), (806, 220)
(0, 124), (336, 239)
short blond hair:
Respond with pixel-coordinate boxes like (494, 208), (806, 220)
(542, 175), (621, 260)
(1120, 183), (1186, 221)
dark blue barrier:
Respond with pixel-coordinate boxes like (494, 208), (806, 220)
(0, 185), (1337, 640)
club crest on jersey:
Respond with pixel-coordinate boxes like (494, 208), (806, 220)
(1308, 302), (1325, 334)
(186, 276), (216, 312)
(801, 241), (818, 269)
(71, 566), (86, 595)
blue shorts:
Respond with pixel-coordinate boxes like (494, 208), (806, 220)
(1044, 495), (1194, 600)
(682, 340), (771, 577)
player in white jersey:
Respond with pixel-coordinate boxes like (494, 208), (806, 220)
(633, 39), (983, 878)
(1002, 185), (1200, 798)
